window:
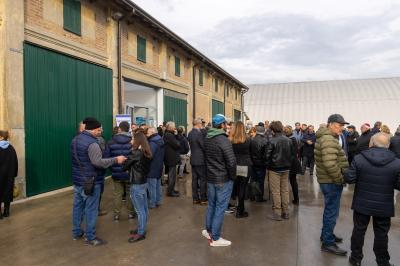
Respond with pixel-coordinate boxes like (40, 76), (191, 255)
(175, 56), (181, 76)
(214, 78), (218, 92)
(137, 35), (146, 62)
(199, 68), (204, 86)
(63, 0), (81, 35)
(225, 83), (230, 97)
(235, 89), (238, 100)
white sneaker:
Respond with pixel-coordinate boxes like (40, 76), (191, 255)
(210, 237), (231, 247)
(202, 229), (211, 240)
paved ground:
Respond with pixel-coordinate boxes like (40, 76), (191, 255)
(1, 171), (400, 266)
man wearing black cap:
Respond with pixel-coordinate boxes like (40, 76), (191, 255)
(71, 117), (126, 246)
(315, 114), (349, 256)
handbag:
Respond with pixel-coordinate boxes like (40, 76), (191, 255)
(73, 138), (95, 196)
(236, 165), (248, 177)
(13, 183), (20, 198)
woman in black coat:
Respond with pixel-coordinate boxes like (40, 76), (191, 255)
(284, 126), (302, 205)
(230, 121), (253, 218)
(0, 130), (18, 219)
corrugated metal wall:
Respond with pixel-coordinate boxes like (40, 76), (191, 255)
(245, 78), (400, 131)
(24, 43), (113, 196)
(163, 94), (187, 130)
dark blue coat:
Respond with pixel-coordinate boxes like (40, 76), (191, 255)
(344, 147), (400, 217)
(105, 133), (132, 181)
(188, 128), (206, 166)
(301, 132), (316, 157)
(71, 131), (105, 186)
(148, 134), (165, 179)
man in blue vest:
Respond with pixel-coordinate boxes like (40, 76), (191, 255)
(71, 117), (126, 246)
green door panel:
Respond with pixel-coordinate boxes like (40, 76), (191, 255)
(163, 95), (187, 130)
(212, 99), (224, 117)
(24, 43), (112, 196)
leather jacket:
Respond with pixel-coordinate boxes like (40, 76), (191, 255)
(123, 149), (151, 185)
(266, 133), (295, 172)
(250, 134), (268, 167)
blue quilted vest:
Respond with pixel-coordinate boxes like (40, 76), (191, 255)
(71, 131), (105, 186)
(107, 133), (132, 181)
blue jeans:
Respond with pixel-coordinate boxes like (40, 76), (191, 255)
(148, 178), (162, 208)
(72, 184), (101, 241)
(320, 183), (343, 245)
(205, 180), (234, 241)
(131, 183), (149, 235)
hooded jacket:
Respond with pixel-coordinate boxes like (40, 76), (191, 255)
(314, 127), (349, 184)
(148, 134), (165, 179)
(204, 128), (236, 184)
(105, 132), (132, 181)
(344, 147), (400, 217)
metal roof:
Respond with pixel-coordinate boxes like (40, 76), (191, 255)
(245, 77), (400, 132)
(112, 0), (249, 93)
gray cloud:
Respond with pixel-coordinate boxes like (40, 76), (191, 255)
(190, 9), (400, 83)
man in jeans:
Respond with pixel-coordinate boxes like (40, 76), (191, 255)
(71, 117), (126, 246)
(188, 118), (207, 205)
(265, 121), (295, 221)
(345, 133), (400, 266)
(104, 121), (135, 221)
(202, 114), (236, 247)
(314, 114), (349, 256)
(146, 127), (165, 208)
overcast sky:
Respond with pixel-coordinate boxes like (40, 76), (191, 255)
(133, 0), (400, 84)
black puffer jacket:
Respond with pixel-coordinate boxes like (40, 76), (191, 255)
(390, 133), (400, 159)
(266, 133), (295, 172)
(163, 130), (181, 166)
(356, 130), (373, 154)
(204, 128), (236, 184)
(344, 147), (400, 217)
(123, 149), (152, 185)
(346, 131), (360, 155)
(232, 138), (253, 166)
(250, 134), (268, 167)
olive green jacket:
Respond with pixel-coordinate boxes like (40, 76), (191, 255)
(314, 127), (349, 184)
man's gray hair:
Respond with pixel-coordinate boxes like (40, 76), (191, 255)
(193, 118), (202, 126)
(369, 133), (390, 148)
(166, 121), (175, 130)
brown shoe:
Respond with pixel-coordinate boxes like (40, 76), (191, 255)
(200, 200), (208, 206)
(193, 200), (201, 204)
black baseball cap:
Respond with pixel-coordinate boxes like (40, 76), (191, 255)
(327, 114), (349, 125)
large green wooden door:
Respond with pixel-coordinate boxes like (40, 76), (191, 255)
(24, 44), (112, 196)
(163, 92), (187, 130)
(212, 99), (224, 117)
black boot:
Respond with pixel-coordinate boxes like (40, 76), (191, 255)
(3, 202), (10, 217)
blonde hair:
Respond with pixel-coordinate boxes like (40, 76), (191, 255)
(230, 121), (247, 144)
(381, 125), (391, 134)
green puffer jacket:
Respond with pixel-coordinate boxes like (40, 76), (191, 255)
(314, 127), (349, 184)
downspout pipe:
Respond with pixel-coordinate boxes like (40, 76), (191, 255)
(117, 20), (122, 114)
(192, 64), (196, 120)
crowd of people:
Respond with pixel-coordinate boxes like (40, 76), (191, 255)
(1, 113), (400, 265)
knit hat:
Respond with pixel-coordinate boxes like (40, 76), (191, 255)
(83, 117), (101, 130)
(362, 123), (371, 129)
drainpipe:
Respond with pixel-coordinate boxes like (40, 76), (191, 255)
(112, 12), (124, 114)
(223, 80), (226, 116)
(192, 64), (196, 120)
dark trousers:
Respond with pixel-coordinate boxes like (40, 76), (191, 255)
(167, 165), (177, 194)
(253, 167), (266, 200)
(302, 155), (315, 175)
(351, 211), (391, 265)
(235, 176), (249, 214)
(289, 171), (299, 202)
(192, 165), (207, 201)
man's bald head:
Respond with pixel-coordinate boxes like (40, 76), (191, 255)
(369, 133), (390, 149)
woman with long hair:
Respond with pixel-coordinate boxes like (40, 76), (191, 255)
(124, 132), (152, 243)
(230, 121), (253, 218)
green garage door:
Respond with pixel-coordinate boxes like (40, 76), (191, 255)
(212, 99), (224, 117)
(163, 91), (187, 130)
(24, 43), (113, 196)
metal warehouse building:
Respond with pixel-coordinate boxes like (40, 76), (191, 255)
(245, 77), (400, 131)
(0, 0), (248, 198)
